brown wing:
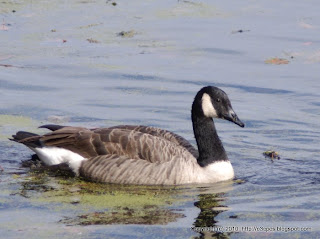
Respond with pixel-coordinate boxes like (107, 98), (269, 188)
(35, 125), (196, 163)
(32, 127), (101, 158)
(107, 125), (198, 158)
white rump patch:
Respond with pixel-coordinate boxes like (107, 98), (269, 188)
(33, 147), (87, 175)
(201, 93), (218, 118)
(202, 161), (234, 182)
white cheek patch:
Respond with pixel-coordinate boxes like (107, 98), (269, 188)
(202, 93), (218, 118)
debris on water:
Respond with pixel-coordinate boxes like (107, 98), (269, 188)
(282, 51), (296, 60)
(298, 21), (315, 29)
(303, 41), (313, 46)
(263, 151), (280, 160)
(51, 29), (57, 32)
(0, 21), (9, 31)
(87, 38), (100, 43)
(265, 57), (289, 65)
(22, 156), (75, 177)
(178, 0), (198, 5)
(117, 30), (137, 38)
(68, 186), (81, 193)
(0, 64), (13, 67)
(229, 215), (238, 219)
(47, 115), (70, 124)
(106, 0), (117, 6)
(79, 23), (102, 29)
(231, 29), (250, 34)
(70, 196), (81, 204)
(234, 179), (245, 184)
(21, 155), (42, 168)
(60, 207), (184, 225)
(12, 174), (21, 179)
(0, 64), (24, 68)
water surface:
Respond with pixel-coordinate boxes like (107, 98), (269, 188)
(1, 0), (320, 238)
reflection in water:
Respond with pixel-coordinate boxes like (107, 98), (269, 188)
(193, 193), (231, 239)
(194, 193), (224, 227)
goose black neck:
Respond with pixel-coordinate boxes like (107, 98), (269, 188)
(192, 114), (228, 167)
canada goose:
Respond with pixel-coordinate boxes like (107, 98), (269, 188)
(11, 86), (244, 185)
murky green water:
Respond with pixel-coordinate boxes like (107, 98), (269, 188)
(1, 0), (320, 238)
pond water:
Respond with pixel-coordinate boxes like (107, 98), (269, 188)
(1, 0), (320, 238)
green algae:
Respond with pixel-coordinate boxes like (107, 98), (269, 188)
(3, 162), (233, 228)
(29, 176), (183, 209)
(12, 159), (233, 226)
(60, 206), (185, 225)
(157, 2), (230, 19)
(15, 170), (192, 225)
(0, 114), (34, 126)
(0, 114), (40, 141)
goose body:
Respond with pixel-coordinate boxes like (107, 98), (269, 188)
(11, 86), (244, 185)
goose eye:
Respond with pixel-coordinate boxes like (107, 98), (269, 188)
(216, 98), (221, 103)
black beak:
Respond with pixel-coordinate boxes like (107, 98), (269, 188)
(223, 110), (245, 128)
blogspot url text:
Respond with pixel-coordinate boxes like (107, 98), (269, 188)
(191, 226), (312, 233)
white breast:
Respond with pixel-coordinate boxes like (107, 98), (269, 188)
(198, 161), (234, 183)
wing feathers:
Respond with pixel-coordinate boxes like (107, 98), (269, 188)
(31, 126), (197, 163)
(108, 125), (198, 157)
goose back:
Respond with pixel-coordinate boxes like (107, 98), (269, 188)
(107, 125), (198, 157)
(20, 125), (197, 164)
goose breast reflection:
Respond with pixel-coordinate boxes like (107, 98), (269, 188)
(11, 86), (244, 185)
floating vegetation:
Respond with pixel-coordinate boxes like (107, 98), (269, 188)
(0, 115), (34, 126)
(157, 2), (229, 19)
(233, 179), (245, 184)
(106, 0), (117, 6)
(231, 29), (250, 34)
(117, 30), (137, 38)
(11, 162), (230, 227)
(263, 151), (280, 160)
(0, 114), (38, 141)
(60, 206), (185, 225)
(78, 23), (103, 29)
(87, 38), (100, 43)
(265, 57), (290, 65)
(12, 168), (193, 225)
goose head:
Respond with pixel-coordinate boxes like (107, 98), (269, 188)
(192, 86), (245, 127)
